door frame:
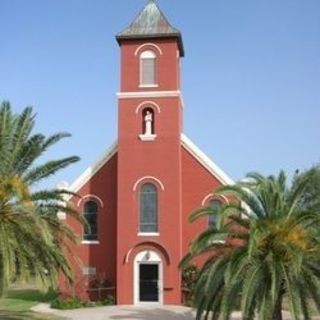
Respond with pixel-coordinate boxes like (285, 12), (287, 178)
(133, 250), (163, 305)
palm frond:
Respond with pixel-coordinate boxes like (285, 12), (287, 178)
(23, 156), (80, 184)
(0, 102), (80, 296)
(181, 169), (320, 319)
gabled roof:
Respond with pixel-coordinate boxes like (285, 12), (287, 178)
(68, 141), (117, 194)
(181, 134), (234, 186)
(116, 0), (184, 57)
(67, 135), (233, 196)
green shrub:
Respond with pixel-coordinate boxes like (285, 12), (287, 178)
(101, 295), (115, 306)
(51, 296), (83, 310)
(51, 294), (115, 310)
(181, 264), (200, 307)
(89, 276), (112, 289)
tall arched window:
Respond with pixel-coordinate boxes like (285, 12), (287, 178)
(208, 198), (222, 227)
(140, 183), (158, 233)
(83, 201), (98, 240)
(140, 50), (157, 86)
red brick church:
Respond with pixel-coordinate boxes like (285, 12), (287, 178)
(60, 0), (233, 305)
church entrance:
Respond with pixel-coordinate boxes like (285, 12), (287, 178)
(139, 264), (159, 302)
(134, 250), (163, 305)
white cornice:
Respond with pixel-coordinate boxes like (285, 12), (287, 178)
(117, 90), (185, 108)
(117, 90), (181, 99)
(67, 141), (118, 197)
(181, 134), (234, 186)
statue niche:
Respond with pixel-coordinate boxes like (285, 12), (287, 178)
(139, 107), (156, 141)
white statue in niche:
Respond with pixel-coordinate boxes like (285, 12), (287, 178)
(144, 110), (153, 135)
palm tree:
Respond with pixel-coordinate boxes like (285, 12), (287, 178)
(181, 171), (320, 320)
(293, 165), (320, 212)
(0, 101), (81, 296)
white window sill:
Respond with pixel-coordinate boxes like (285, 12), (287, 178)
(139, 84), (159, 88)
(211, 240), (225, 244)
(139, 134), (157, 141)
(138, 232), (159, 237)
(81, 240), (100, 245)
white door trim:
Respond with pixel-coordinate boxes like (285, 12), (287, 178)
(133, 250), (163, 305)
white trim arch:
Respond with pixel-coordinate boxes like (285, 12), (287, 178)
(140, 50), (156, 59)
(135, 43), (163, 56)
(135, 101), (161, 114)
(77, 194), (104, 208)
(201, 193), (229, 207)
(133, 176), (165, 191)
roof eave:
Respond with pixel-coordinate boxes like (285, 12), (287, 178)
(181, 134), (235, 186)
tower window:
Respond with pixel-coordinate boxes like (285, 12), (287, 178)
(140, 50), (157, 86)
(208, 199), (222, 227)
(139, 183), (158, 233)
(83, 201), (98, 240)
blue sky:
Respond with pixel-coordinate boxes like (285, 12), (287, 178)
(1, 0), (319, 188)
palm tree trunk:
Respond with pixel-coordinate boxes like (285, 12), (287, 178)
(272, 294), (283, 320)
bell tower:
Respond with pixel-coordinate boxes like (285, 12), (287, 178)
(116, 0), (185, 304)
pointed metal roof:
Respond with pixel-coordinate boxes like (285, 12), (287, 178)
(116, 0), (184, 57)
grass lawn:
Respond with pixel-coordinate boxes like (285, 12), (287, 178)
(0, 286), (67, 320)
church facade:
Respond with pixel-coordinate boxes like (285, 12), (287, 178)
(60, 0), (233, 305)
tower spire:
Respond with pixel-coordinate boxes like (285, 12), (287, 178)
(116, 0), (184, 57)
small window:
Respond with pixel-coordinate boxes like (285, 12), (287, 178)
(83, 201), (98, 240)
(208, 199), (222, 227)
(140, 183), (158, 233)
(82, 266), (96, 276)
(140, 50), (157, 86)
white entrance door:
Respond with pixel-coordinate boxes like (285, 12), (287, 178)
(134, 250), (163, 305)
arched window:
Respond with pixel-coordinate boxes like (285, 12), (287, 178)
(83, 201), (98, 240)
(139, 183), (158, 233)
(140, 50), (157, 86)
(208, 198), (222, 227)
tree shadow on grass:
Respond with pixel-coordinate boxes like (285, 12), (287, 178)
(0, 310), (24, 320)
(6, 288), (57, 303)
(0, 310), (65, 320)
